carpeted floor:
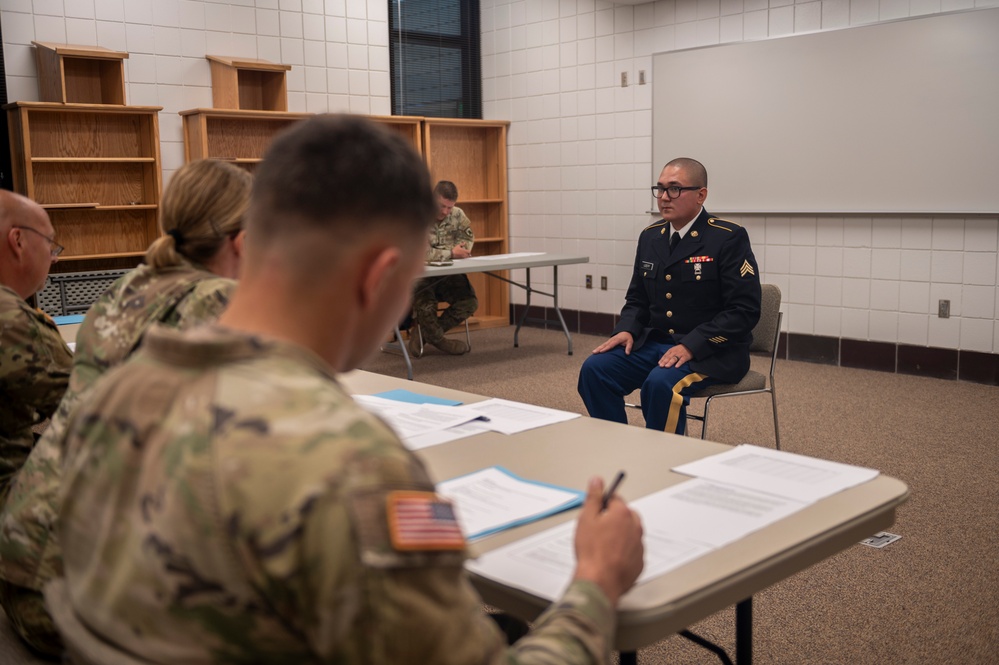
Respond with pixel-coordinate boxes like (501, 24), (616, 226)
(362, 325), (999, 664)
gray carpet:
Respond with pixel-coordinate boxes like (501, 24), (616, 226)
(362, 325), (999, 664)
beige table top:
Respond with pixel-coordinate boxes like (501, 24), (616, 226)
(344, 370), (909, 651)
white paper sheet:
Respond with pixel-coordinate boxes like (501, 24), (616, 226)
(465, 478), (808, 601)
(437, 467), (584, 541)
(404, 421), (491, 451)
(353, 395), (486, 440)
(465, 398), (580, 435)
(672, 444), (880, 503)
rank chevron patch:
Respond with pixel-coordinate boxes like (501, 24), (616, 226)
(740, 260), (755, 277)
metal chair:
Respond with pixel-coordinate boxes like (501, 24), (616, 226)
(686, 284), (783, 449)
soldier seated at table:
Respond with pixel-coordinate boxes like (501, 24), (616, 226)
(0, 190), (72, 505)
(409, 180), (478, 356)
(49, 115), (645, 665)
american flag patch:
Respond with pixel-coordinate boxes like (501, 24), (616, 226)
(387, 491), (466, 552)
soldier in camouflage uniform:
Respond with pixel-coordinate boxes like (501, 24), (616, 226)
(0, 191), (71, 503)
(51, 115), (645, 665)
(409, 180), (478, 356)
(0, 160), (250, 658)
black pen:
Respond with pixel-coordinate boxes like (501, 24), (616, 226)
(601, 471), (626, 511)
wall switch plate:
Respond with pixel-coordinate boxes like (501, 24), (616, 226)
(600, 276), (608, 290)
(638, 70), (646, 85)
(621, 71), (628, 87)
(585, 274), (592, 289)
(938, 299), (950, 318)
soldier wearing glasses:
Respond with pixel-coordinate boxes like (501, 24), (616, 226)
(0, 191), (71, 501)
(578, 158), (761, 435)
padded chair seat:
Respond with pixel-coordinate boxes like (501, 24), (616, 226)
(693, 370), (767, 397)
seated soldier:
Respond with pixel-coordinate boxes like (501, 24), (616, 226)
(0, 159), (251, 659)
(0, 191), (71, 504)
(52, 115), (644, 665)
(409, 180), (478, 356)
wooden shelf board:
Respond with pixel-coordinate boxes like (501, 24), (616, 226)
(32, 157), (156, 163)
(179, 107), (312, 120)
(460, 198), (504, 204)
(96, 204), (158, 210)
(206, 55), (291, 72)
(32, 41), (129, 61)
(475, 237), (505, 243)
(62, 251), (146, 261)
(41, 202), (100, 210)
(4, 101), (162, 113)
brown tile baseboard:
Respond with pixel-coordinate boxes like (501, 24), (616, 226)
(510, 307), (998, 386)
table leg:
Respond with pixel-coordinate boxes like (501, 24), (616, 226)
(736, 597), (752, 664)
(619, 651), (638, 665)
(550, 264), (573, 355)
(513, 267), (532, 348)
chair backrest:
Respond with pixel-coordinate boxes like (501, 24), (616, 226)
(749, 284), (782, 354)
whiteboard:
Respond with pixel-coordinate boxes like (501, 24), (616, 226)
(651, 9), (999, 214)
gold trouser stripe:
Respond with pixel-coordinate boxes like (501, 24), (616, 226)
(664, 372), (709, 433)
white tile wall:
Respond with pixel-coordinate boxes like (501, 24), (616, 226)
(484, 0), (999, 354)
(3, 0), (390, 184)
(5, 0), (997, 354)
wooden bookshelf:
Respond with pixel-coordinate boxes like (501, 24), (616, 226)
(180, 108), (313, 172)
(31, 42), (128, 105)
(206, 55), (291, 112)
(6, 102), (163, 270)
(422, 118), (511, 330)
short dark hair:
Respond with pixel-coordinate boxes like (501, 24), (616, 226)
(664, 157), (708, 188)
(249, 115), (435, 244)
(434, 180), (458, 201)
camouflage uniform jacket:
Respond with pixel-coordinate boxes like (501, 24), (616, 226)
(426, 206), (475, 262)
(0, 284), (72, 500)
(0, 260), (235, 593)
(56, 326), (615, 664)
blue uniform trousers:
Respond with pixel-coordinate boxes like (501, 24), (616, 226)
(578, 341), (727, 435)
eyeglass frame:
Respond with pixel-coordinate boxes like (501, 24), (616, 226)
(13, 225), (64, 258)
(651, 184), (703, 200)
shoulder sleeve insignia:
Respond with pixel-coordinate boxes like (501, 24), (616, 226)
(387, 491), (465, 552)
(740, 260), (756, 277)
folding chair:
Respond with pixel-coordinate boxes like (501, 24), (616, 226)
(686, 284), (783, 449)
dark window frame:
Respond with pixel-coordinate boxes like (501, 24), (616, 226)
(389, 0), (482, 119)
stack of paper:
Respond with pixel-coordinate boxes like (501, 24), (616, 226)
(466, 445), (879, 601)
(354, 392), (580, 450)
(437, 466), (584, 541)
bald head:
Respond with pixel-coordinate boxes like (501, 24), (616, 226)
(0, 190), (58, 299)
(663, 158), (707, 188)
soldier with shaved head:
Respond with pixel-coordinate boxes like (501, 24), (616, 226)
(51, 115), (644, 665)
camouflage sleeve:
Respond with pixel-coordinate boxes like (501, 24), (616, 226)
(455, 207), (474, 255)
(0, 305), (71, 496)
(266, 440), (614, 664)
(425, 208), (475, 262)
(0, 306), (72, 420)
(170, 278), (236, 331)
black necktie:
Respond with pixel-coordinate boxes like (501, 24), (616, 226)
(670, 231), (681, 253)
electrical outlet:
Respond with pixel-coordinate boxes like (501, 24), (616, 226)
(638, 70), (646, 85)
(585, 274), (592, 289)
(938, 299), (950, 318)
(621, 71), (628, 87)
(600, 276), (608, 291)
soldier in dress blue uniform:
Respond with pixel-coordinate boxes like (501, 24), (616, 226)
(578, 158), (762, 435)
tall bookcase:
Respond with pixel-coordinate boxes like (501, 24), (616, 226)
(6, 43), (162, 274)
(422, 118), (510, 330)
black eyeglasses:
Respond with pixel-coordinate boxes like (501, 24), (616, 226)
(14, 225), (64, 258)
(651, 185), (702, 200)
